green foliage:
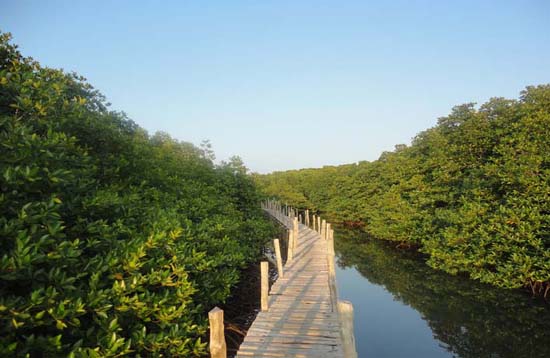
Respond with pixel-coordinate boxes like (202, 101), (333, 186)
(257, 85), (550, 294)
(0, 32), (274, 356)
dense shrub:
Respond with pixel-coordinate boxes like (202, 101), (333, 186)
(0, 32), (274, 357)
(256, 85), (550, 295)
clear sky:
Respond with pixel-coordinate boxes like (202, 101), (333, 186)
(2, 1), (549, 173)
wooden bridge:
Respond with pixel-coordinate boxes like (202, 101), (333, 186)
(208, 200), (357, 358)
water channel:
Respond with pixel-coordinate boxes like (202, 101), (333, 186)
(334, 227), (550, 358)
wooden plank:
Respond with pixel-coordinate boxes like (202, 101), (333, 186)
(246, 329), (340, 338)
(239, 342), (340, 350)
(250, 322), (340, 330)
(237, 345), (341, 357)
(238, 335), (339, 344)
(250, 319), (340, 326)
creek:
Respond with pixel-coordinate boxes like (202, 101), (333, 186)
(334, 227), (550, 358)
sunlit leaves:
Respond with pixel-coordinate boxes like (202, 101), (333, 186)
(0, 32), (274, 356)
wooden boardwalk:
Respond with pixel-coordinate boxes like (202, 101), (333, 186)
(234, 204), (355, 358)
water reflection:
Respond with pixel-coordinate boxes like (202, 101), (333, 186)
(334, 227), (550, 358)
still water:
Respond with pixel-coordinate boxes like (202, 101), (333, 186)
(334, 228), (550, 358)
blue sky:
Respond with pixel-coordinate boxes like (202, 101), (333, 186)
(2, 1), (549, 173)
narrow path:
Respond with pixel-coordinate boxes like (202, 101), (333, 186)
(236, 210), (343, 358)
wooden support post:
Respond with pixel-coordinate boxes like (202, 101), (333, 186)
(293, 217), (299, 250)
(326, 223), (331, 241)
(328, 229), (335, 256)
(261, 261), (269, 311)
(208, 307), (227, 358)
(313, 215), (319, 231)
(317, 216), (321, 234)
(287, 229), (294, 261)
(321, 219), (326, 239)
(298, 214), (302, 224)
(305, 209), (310, 226)
(338, 300), (358, 358)
(273, 239), (283, 278)
(327, 228), (337, 312)
(312, 214), (316, 231)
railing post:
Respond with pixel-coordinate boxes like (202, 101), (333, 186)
(321, 219), (326, 239)
(328, 229), (335, 256)
(261, 261), (269, 311)
(338, 300), (358, 358)
(274, 239), (283, 278)
(208, 307), (227, 358)
(287, 229), (294, 261)
(305, 209), (310, 226)
(317, 216), (321, 234)
(327, 228), (337, 311)
(293, 217), (299, 251)
(326, 223), (331, 241)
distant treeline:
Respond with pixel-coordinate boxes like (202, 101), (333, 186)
(255, 85), (550, 296)
(0, 32), (275, 356)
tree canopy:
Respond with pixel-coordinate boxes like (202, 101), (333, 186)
(256, 85), (550, 296)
